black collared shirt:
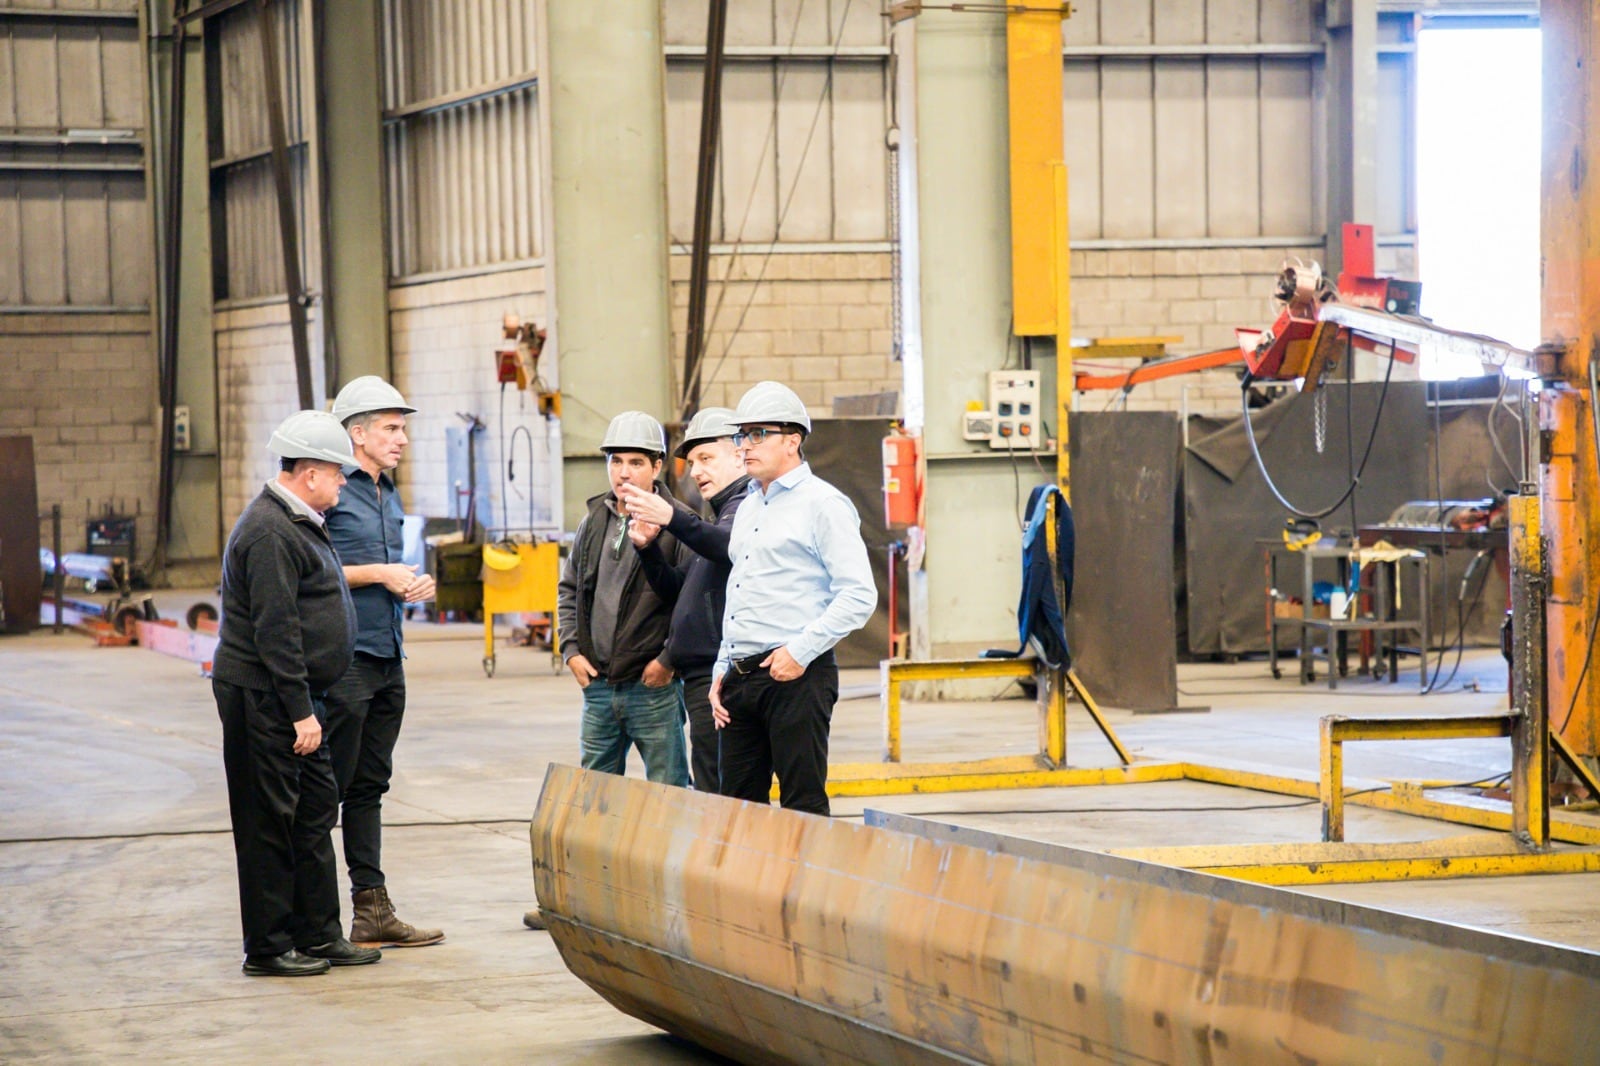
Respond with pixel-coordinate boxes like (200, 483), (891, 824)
(325, 466), (404, 659)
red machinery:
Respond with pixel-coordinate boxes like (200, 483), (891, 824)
(1076, 223), (1419, 393)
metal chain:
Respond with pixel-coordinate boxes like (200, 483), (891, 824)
(1313, 387), (1328, 454)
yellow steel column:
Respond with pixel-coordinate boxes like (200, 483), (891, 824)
(1043, 490), (1067, 766)
(883, 662), (902, 763)
(1541, 0), (1600, 756)
(1509, 493), (1549, 846)
(1004, 6), (1070, 495)
(1007, 9), (1064, 336)
(1054, 163), (1072, 497)
(1320, 718), (1346, 842)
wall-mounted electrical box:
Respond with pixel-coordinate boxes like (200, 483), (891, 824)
(961, 401), (994, 442)
(987, 370), (1040, 449)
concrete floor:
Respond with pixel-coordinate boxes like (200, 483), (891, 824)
(5, 595), (1600, 1061)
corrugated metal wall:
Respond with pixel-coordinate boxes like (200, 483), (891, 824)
(1061, 1), (1323, 243)
(662, 0), (891, 245)
(209, 0), (315, 301)
(380, 0), (542, 278)
(0, 4), (149, 309)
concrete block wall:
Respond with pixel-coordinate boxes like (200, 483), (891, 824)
(1060, 243), (1421, 416)
(669, 251), (899, 414)
(390, 266), (559, 529)
(0, 314), (159, 561)
(215, 303), (324, 529)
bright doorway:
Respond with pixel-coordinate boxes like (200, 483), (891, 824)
(1415, 23), (1541, 379)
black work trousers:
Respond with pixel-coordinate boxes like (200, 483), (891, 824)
(322, 653), (406, 893)
(681, 671), (719, 794)
(215, 679), (342, 957)
(717, 650), (837, 816)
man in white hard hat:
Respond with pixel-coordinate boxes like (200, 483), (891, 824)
(619, 406), (751, 793)
(710, 382), (876, 816)
(323, 376), (443, 950)
(553, 411), (690, 783)
(213, 410), (380, 977)
(526, 411), (693, 931)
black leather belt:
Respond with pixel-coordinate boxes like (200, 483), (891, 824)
(729, 649), (776, 676)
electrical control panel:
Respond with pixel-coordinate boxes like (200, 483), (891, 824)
(961, 406), (995, 442)
(172, 404), (192, 452)
(987, 370), (1040, 449)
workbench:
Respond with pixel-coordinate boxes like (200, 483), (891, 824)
(1265, 542), (1431, 689)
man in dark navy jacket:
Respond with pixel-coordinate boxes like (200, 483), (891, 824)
(213, 411), (380, 977)
(323, 376), (442, 950)
(621, 407), (750, 793)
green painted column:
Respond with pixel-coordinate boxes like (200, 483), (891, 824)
(913, 12), (1030, 653)
(317, 0), (389, 388)
(149, 5), (220, 567)
(544, 0), (674, 529)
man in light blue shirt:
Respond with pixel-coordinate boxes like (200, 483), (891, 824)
(710, 381), (876, 815)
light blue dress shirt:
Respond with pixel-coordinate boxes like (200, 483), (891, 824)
(714, 462), (877, 681)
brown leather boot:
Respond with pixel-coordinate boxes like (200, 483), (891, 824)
(350, 886), (444, 948)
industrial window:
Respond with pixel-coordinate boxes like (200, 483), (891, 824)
(661, 0), (892, 247)
(379, 0), (543, 280)
(206, 0), (316, 303)
(0, 7), (149, 310)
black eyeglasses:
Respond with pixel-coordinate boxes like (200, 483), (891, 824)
(732, 426), (788, 447)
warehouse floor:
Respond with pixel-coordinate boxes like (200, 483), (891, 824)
(5, 596), (1600, 1062)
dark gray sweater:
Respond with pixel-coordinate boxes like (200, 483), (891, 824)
(212, 488), (357, 724)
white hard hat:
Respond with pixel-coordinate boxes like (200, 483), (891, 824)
(269, 410), (358, 466)
(733, 381), (811, 434)
(601, 411), (666, 456)
(676, 406), (740, 458)
(331, 375), (416, 423)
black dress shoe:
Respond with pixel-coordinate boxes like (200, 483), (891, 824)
(242, 950), (331, 977)
(303, 936), (382, 966)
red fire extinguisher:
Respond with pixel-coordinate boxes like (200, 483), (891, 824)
(882, 429), (922, 529)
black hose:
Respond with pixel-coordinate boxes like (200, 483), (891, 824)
(1239, 338), (1398, 520)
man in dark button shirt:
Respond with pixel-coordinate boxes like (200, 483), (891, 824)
(213, 410), (380, 976)
(323, 376), (443, 950)
(620, 406), (750, 793)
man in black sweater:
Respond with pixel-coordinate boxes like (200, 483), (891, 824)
(621, 407), (750, 793)
(212, 411), (380, 977)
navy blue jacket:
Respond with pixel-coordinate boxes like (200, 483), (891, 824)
(638, 476), (750, 677)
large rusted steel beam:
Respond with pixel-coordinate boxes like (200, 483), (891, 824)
(531, 765), (1600, 1065)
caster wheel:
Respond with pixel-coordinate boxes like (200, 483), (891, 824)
(484, 655), (496, 678)
(186, 602), (218, 630)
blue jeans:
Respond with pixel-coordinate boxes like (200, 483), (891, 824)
(579, 676), (691, 787)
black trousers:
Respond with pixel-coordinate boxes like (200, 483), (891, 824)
(681, 671), (719, 794)
(215, 679), (342, 957)
(322, 653), (406, 893)
(717, 651), (837, 816)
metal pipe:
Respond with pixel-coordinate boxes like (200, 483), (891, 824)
(1073, 234), (1324, 250)
(379, 71), (538, 124)
(153, 12), (189, 577)
(680, 0), (728, 419)
(51, 504), (63, 636)
(310, 0), (336, 397)
(535, 765), (1600, 1066)
(255, 0), (314, 410)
